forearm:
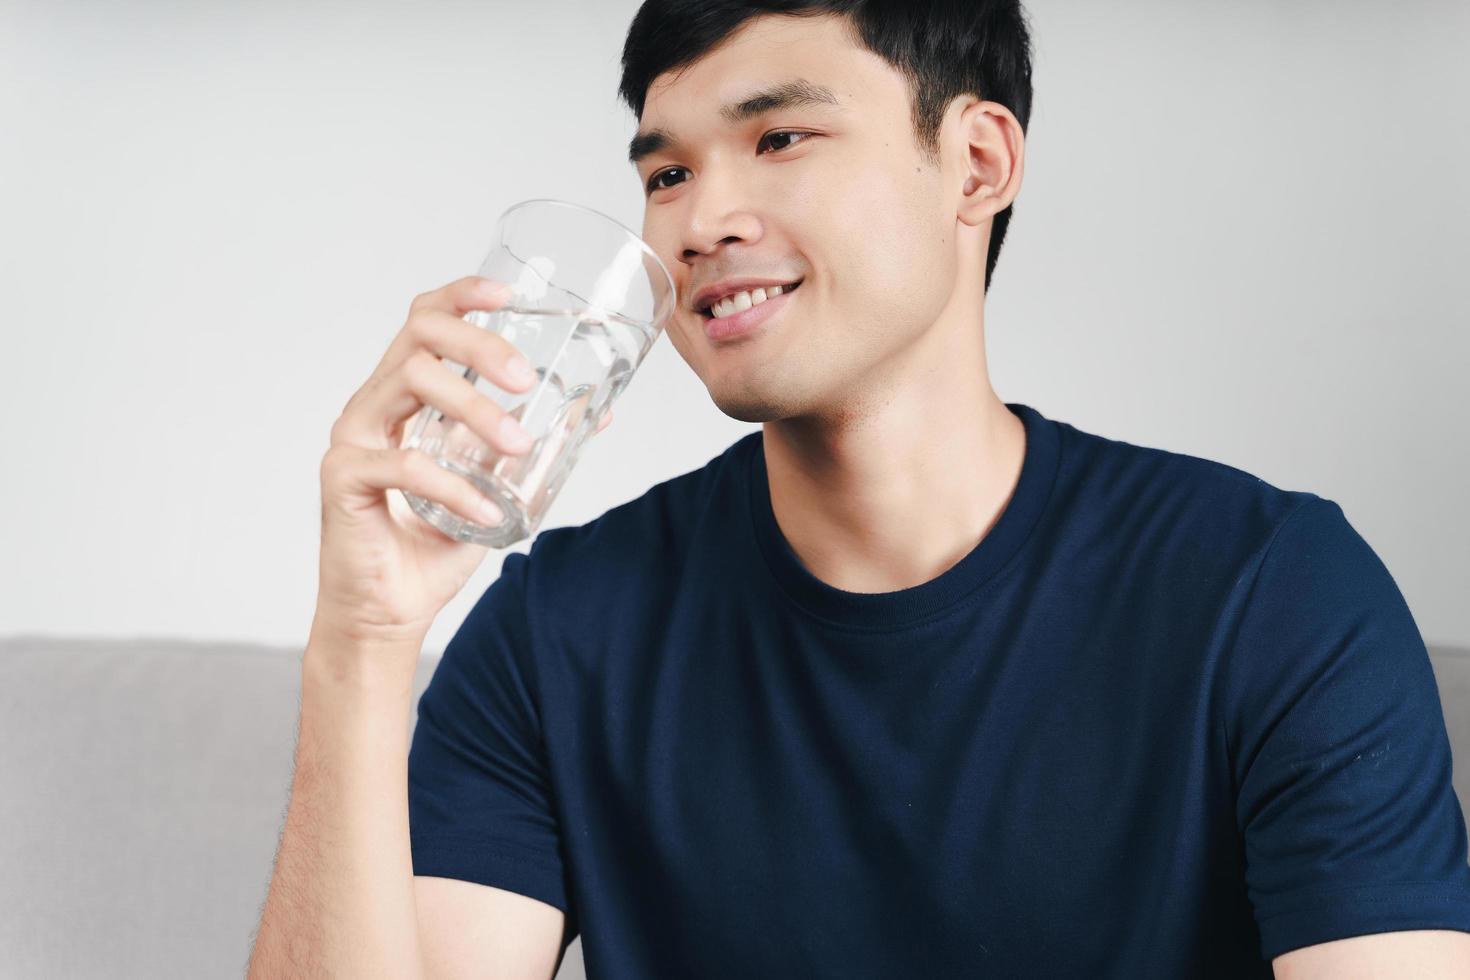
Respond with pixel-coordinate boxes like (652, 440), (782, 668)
(248, 626), (427, 979)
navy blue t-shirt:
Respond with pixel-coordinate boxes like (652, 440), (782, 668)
(407, 401), (1470, 977)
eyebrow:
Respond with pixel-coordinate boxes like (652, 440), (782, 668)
(627, 78), (843, 165)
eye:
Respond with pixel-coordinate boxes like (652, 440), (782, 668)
(645, 167), (688, 193)
(644, 131), (816, 195)
(756, 129), (814, 154)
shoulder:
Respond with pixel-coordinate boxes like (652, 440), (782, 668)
(1054, 412), (1311, 512)
(1044, 412), (1327, 582)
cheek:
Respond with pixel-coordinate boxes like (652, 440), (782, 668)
(639, 211), (680, 275)
(816, 164), (953, 315)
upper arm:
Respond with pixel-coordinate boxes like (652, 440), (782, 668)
(1225, 498), (1470, 957)
(407, 551), (578, 975)
(1272, 929), (1470, 979)
(415, 875), (570, 980)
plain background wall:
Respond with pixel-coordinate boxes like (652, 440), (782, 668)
(1, 0), (1466, 657)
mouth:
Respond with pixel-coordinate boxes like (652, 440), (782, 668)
(698, 279), (803, 320)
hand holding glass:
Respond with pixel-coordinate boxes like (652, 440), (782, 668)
(402, 199), (675, 547)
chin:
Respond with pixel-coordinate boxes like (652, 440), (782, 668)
(703, 349), (855, 426)
(706, 369), (813, 423)
(710, 390), (786, 424)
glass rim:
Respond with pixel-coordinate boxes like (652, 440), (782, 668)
(499, 197), (676, 321)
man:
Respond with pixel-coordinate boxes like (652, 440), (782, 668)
(249, 2), (1470, 978)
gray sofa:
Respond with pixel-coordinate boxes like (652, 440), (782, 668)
(3, 635), (1468, 979)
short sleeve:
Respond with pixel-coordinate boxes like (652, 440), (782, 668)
(1224, 496), (1470, 960)
(407, 550), (572, 917)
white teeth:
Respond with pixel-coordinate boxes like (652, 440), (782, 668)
(710, 283), (792, 318)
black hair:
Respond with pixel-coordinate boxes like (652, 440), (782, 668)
(619, 0), (1035, 294)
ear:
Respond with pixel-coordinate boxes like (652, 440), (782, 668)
(953, 99), (1025, 228)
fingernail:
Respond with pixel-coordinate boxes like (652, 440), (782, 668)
(506, 355), (536, 384)
(479, 278), (508, 298)
(499, 415), (532, 448)
(478, 497), (504, 524)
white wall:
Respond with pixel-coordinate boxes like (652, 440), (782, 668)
(2, 0), (1466, 656)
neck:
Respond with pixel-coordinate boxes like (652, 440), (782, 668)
(760, 295), (1027, 595)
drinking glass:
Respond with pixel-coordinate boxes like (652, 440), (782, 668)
(402, 198), (675, 547)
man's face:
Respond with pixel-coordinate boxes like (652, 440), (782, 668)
(632, 13), (967, 425)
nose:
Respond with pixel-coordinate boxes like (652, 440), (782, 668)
(676, 173), (763, 266)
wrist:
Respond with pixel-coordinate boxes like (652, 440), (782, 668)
(305, 613), (426, 696)
(309, 602), (430, 648)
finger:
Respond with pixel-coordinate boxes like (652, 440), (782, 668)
(322, 443), (505, 528)
(596, 406), (613, 434)
(401, 306), (539, 396)
(366, 349), (535, 457)
(374, 276), (513, 382)
(336, 307), (537, 451)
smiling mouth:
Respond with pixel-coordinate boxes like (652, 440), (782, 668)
(699, 279), (803, 319)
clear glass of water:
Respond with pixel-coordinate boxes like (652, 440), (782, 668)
(402, 198), (675, 547)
